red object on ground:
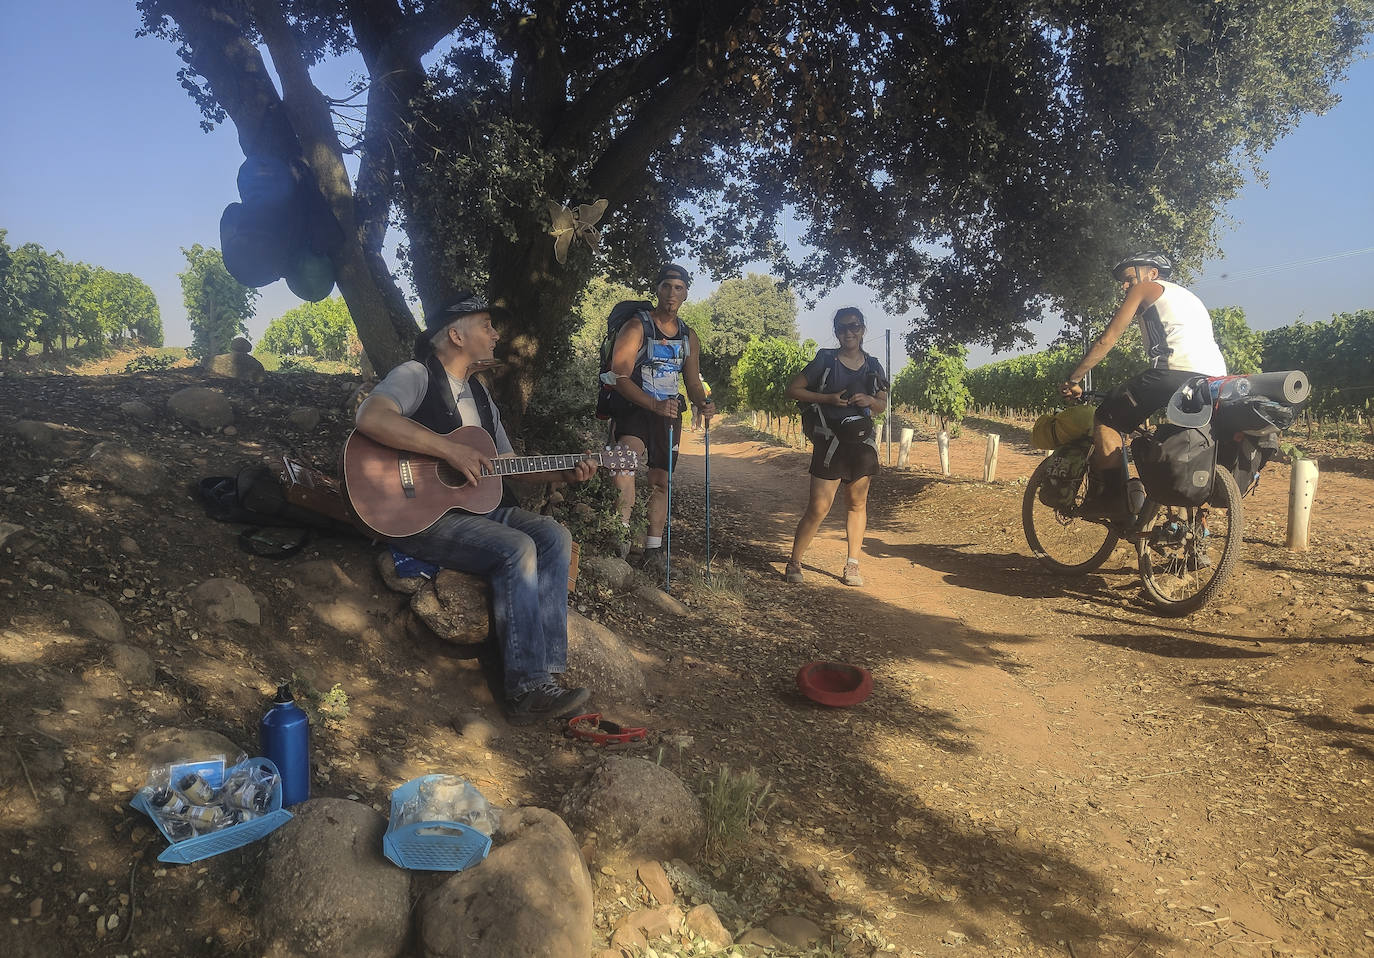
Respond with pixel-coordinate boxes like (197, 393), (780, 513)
(565, 713), (648, 746)
(796, 661), (873, 707)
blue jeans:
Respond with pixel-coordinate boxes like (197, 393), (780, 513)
(393, 507), (571, 698)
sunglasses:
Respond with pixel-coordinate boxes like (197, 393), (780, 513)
(836, 322), (865, 333)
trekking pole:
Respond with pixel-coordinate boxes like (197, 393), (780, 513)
(664, 421), (674, 592)
(703, 418), (712, 584)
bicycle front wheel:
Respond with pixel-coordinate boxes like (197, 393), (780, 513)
(1023, 457), (1120, 574)
(1138, 468), (1244, 615)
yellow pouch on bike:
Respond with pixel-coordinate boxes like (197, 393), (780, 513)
(1031, 404), (1096, 450)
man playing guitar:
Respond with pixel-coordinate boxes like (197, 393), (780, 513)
(354, 293), (597, 724)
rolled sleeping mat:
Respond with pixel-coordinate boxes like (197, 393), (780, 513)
(1213, 370), (1310, 407)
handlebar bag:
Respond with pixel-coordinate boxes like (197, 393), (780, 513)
(1131, 424), (1218, 507)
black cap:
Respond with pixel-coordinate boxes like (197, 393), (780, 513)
(656, 263), (692, 287)
(424, 292), (490, 332)
(274, 683), (294, 704)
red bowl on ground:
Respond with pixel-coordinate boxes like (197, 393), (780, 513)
(796, 661), (873, 707)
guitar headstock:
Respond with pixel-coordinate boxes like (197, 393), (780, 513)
(600, 444), (640, 475)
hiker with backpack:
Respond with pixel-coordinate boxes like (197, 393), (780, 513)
(782, 307), (889, 587)
(603, 263), (715, 568)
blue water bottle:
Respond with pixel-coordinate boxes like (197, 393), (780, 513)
(260, 684), (310, 806)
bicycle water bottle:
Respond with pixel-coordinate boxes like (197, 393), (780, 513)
(260, 684), (310, 806)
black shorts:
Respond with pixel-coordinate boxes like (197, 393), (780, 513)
(809, 440), (878, 483)
(611, 398), (684, 472)
(1095, 368), (1199, 433)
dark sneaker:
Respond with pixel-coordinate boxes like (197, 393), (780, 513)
(638, 546), (666, 573)
(505, 684), (591, 725)
(783, 562), (804, 584)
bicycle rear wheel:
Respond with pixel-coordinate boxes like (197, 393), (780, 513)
(1023, 457), (1120, 574)
(1137, 468), (1244, 615)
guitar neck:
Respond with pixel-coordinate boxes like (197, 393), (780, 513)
(485, 452), (599, 477)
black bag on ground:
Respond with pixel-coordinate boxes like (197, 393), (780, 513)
(1131, 425), (1218, 507)
(198, 464), (355, 557)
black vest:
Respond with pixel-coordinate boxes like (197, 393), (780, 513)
(410, 354), (501, 436)
(409, 354), (516, 508)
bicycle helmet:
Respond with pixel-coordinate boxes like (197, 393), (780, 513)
(1111, 250), (1172, 281)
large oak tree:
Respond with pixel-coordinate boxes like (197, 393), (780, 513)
(136, 0), (1371, 422)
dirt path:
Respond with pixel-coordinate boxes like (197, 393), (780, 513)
(655, 421), (1374, 957)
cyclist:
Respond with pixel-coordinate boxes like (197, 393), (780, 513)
(1059, 250), (1227, 521)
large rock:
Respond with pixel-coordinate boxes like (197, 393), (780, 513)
(684, 904), (732, 950)
(377, 550), (423, 595)
(168, 386), (234, 429)
(418, 806), (593, 958)
(288, 407), (322, 432)
(61, 594), (125, 643)
(135, 728), (246, 768)
(580, 555), (635, 591)
(633, 584), (689, 617)
(205, 351), (266, 382)
(11, 420), (55, 445)
(189, 578), (261, 626)
(88, 442), (168, 495)
(411, 570), (491, 644)
(119, 400), (153, 422)
(259, 798), (409, 958)
(559, 758), (704, 871)
(110, 644), (155, 685)
(0, 522), (35, 556)
(565, 611), (647, 707)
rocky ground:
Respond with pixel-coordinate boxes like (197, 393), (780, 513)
(1, 356), (1373, 957)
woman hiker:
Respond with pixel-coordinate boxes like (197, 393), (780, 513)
(782, 307), (889, 587)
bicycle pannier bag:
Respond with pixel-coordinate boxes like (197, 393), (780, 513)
(1131, 425), (1217, 507)
(1037, 440), (1091, 510)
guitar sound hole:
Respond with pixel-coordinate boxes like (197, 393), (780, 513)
(435, 463), (469, 488)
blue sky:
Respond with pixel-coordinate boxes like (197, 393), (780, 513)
(2, 1), (1371, 372)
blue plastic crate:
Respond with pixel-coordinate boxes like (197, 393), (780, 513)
(131, 757), (293, 864)
(382, 775), (492, 872)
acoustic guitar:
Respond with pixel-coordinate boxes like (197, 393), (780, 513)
(341, 424), (639, 537)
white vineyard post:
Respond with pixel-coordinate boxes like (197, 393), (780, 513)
(937, 430), (950, 476)
(1286, 458), (1319, 551)
(898, 428), (914, 467)
(983, 434), (999, 482)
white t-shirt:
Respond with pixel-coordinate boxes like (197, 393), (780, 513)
(369, 360), (514, 454)
(1138, 281), (1227, 376)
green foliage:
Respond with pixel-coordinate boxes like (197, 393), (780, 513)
(1262, 310), (1374, 418)
(541, 473), (646, 558)
(292, 674), (351, 727)
(139, 0), (1373, 405)
(966, 325), (1148, 413)
(1210, 306), (1263, 374)
(894, 345), (972, 430)
(278, 355), (316, 372)
(180, 244), (257, 362)
(734, 336), (813, 419)
(0, 234), (162, 359)
(701, 274), (799, 384)
(124, 352), (178, 373)
(698, 765), (774, 855)
(260, 297), (360, 364)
